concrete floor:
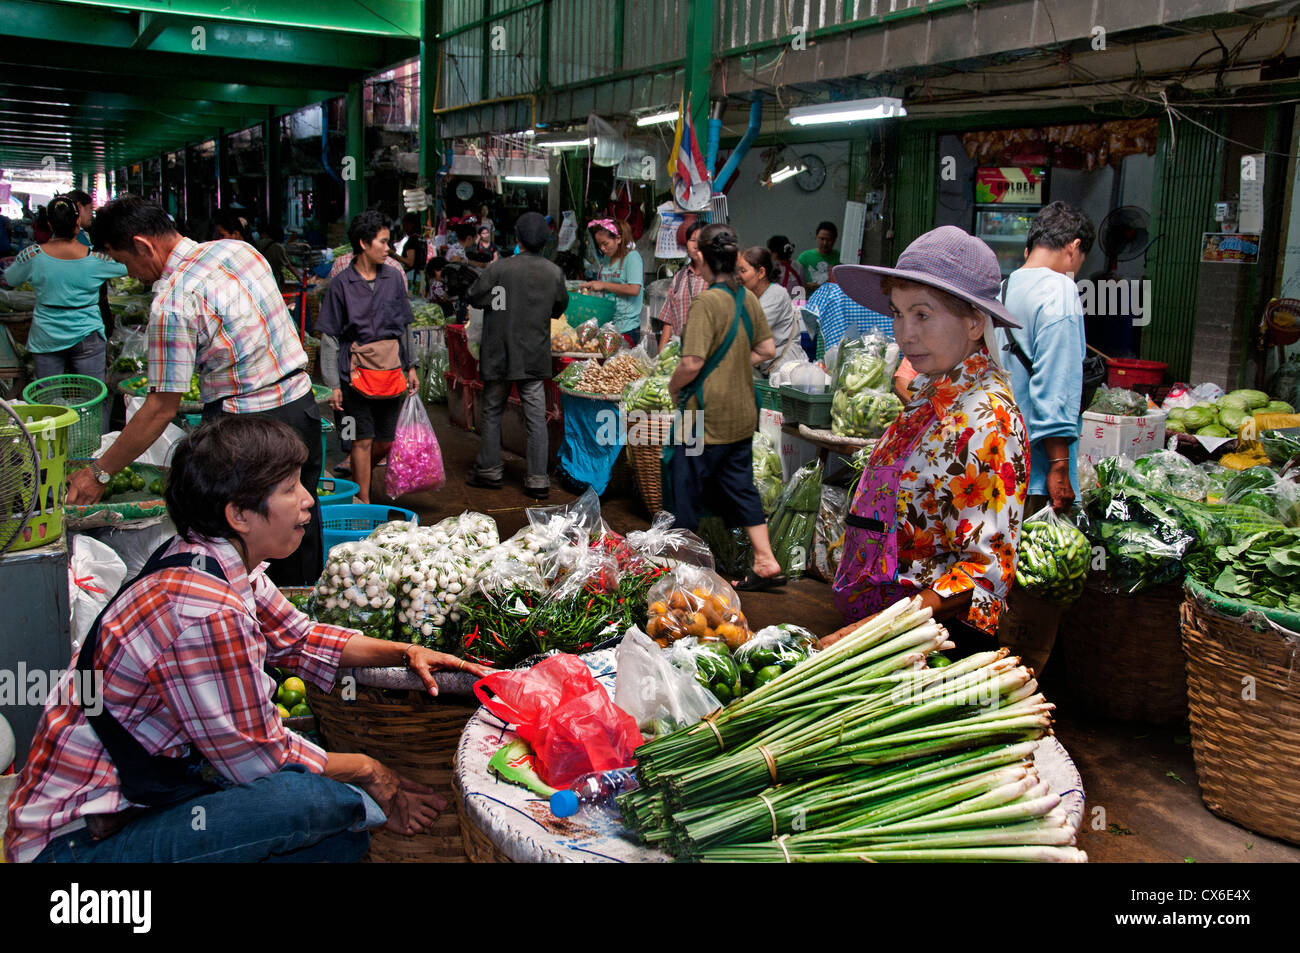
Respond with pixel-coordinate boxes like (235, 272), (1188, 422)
(337, 401), (1300, 864)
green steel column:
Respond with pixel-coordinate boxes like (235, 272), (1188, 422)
(214, 127), (225, 210)
(346, 80), (365, 217)
(1145, 112), (1224, 380)
(684, 0), (713, 132)
(890, 126), (938, 259)
(420, 0), (443, 185)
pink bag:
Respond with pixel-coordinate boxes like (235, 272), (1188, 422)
(385, 393), (445, 498)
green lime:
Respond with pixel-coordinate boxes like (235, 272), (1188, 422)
(277, 687), (304, 708)
(130, 475), (145, 491)
(927, 652), (952, 669)
(289, 702), (313, 718)
(753, 665), (784, 688)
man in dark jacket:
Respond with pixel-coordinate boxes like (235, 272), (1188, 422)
(466, 212), (568, 499)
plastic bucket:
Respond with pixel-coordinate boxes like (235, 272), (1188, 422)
(317, 477), (359, 506)
(1106, 358), (1167, 391)
(5, 402), (79, 551)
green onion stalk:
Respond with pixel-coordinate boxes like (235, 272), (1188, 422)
(618, 596), (1082, 862)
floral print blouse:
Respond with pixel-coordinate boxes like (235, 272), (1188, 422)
(876, 349), (1029, 635)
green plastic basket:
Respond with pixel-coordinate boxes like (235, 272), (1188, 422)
(754, 380), (782, 412)
(1184, 576), (1300, 633)
(23, 374), (108, 459)
(779, 385), (833, 429)
(565, 293), (617, 327)
(6, 402), (78, 551)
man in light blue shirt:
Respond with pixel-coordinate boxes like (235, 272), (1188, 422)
(997, 202), (1095, 514)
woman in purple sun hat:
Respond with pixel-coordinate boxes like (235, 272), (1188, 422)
(822, 226), (1030, 653)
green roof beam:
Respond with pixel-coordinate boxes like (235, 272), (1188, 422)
(42, 0), (420, 37)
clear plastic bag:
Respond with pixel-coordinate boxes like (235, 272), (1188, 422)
(109, 325), (147, 375)
(1015, 504), (1091, 604)
(393, 545), (478, 650)
(625, 510), (715, 571)
(1087, 385), (1150, 417)
(527, 486), (603, 546)
(654, 337), (681, 376)
(554, 358), (592, 389)
(812, 485), (848, 581)
(419, 337), (449, 403)
(428, 512), (500, 551)
(614, 627), (721, 735)
(664, 637), (741, 705)
(769, 460), (823, 579)
(831, 331), (900, 394)
(312, 542), (399, 640)
(645, 564), (753, 651)
(597, 323), (625, 358)
(752, 432), (783, 515)
(465, 306), (483, 359)
(695, 517), (753, 579)
(733, 624), (818, 693)
(575, 317), (600, 352)
(1224, 467), (1300, 526)
(454, 557), (547, 666)
(620, 375), (673, 412)
(1133, 450), (1215, 502)
(385, 393), (446, 498)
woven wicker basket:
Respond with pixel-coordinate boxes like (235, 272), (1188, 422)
(1057, 575), (1188, 724)
(303, 336), (320, 380)
(626, 413), (674, 516)
(1179, 581), (1300, 844)
(453, 782), (513, 863)
(0, 311), (34, 348)
(306, 680), (479, 862)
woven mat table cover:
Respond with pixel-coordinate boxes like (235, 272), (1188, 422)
(453, 649), (1088, 863)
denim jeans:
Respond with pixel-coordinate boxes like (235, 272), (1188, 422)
(33, 332), (108, 430)
(474, 379), (549, 490)
(31, 765), (373, 863)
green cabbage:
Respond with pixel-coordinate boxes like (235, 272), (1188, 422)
(1226, 388), (1270, 410)
(1218, 405), (1249, 433)
(1263, 400), (1295, 415)
(1196, 424), (1231, 438)
(1182, 404), (1218, 430)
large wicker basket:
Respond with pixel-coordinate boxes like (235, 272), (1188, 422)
(625, 412), (674, 516)
(1057, 575), (1188, 724)
(0, 311), (34, 348)
(1179, 579), (1300, 844)
(306, 679), (480, 862)
(454, 782), (513, 863)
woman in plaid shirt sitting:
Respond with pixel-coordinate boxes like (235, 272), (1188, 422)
(6, 417), (489, 863)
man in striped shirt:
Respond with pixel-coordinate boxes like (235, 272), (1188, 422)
(67, 196), (323, 585)
(7, 417), (489, 863)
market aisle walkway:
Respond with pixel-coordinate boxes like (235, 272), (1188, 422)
(332, 402), (1300, 864)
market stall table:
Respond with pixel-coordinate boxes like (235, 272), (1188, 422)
(452, 649), (1088, 863)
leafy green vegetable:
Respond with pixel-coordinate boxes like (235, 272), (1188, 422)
(1260, 429), (1300, 466)
(1182, 404), (1218, 430)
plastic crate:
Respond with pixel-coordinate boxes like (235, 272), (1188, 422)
(564, 293), (617, 327)
(754, 380), (782, 412)
(321, 503), (418, 551)
(779, 386), (833, 429)
(6, 402), (78, 551)
(23, 374), (108, 459)
(446, 324), (479, 382)
(317, 476), (359, 506)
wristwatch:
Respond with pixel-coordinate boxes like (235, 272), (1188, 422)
(88, 459), (112, 485)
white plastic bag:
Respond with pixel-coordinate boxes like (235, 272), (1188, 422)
(556, 211), (578, 252)
(68, 535), (128, 654)
(613, 626), (719, 735)
(85, 517), (175, 579)
(117, 397), (187, 466)
(465, 305), (483, 359)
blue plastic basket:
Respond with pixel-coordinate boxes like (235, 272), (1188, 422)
(317, 477), (360, 506)
(321, 503), (418, 551)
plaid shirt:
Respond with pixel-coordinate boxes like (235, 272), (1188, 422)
(658, 263), (707, 336)
(149, 237), (310, 414)
(807, 281), (894, 350)
(4, 536), (353, 863)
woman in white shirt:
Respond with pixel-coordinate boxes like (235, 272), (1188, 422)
(738, 246), (800, 375)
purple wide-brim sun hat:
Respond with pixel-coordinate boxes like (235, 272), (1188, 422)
(832, 225), (1021, 330)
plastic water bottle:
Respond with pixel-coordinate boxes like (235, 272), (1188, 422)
(549, 768), (638, 818)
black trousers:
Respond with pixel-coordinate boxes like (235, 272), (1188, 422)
(202, 386), (324, 587)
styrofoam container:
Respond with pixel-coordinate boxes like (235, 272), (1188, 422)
(1078, 409), (1166, 464)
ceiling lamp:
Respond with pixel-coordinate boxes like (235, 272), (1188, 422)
(786, 97), (905, 126)
(537, 136), (592, 149)
(636, 109), (679, 127)
(503, 175), (550, 184)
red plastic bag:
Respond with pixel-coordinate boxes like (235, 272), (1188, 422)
(473, 654), (641, 788)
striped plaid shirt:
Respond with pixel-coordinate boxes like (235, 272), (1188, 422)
(149, 237), (310, 414)
(658, 263), (707, 337)
(4, 536), (353, 864)
(806, 281), (894, 350)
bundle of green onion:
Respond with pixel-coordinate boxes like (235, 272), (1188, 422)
(619, 597), (1085, 862)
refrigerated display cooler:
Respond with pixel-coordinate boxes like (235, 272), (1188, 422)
(973, 167), (1047, 276)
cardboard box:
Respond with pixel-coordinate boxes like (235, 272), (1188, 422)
(1078, 409), (1166, 464)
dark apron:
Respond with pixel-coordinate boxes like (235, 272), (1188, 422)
(77, 540), (229, 830)
(832, 402), (936, 622)
(202, 373), (323, 586)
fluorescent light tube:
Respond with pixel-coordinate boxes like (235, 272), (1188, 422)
(504, 175), (550, 183)
(768, 164), (806, 184)
(786, 97), (906, 126)
(636, 109), (679, 127)
(538, 137), (591, 149)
